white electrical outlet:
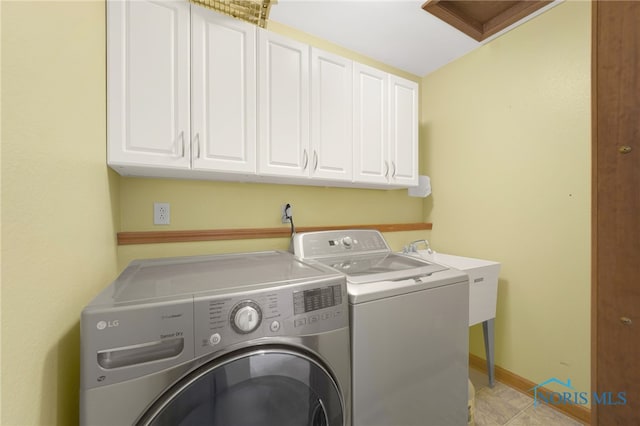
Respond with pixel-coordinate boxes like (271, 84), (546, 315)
(281, 203), (292, 224)
(154, 202), (170, 225)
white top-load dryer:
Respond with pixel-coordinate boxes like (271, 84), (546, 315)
(80, 250), (350, 426)
(293, 230), (469, 426)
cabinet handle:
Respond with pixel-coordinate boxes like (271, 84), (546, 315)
(392, 161), (397, 178)
(194, 133), (201, 159)
(384, 161), (389, 178)
(177, 131), (185, 158)
(303, 149), (309, 170)
(313, 150), (318, 171)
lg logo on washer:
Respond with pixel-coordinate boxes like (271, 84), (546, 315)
(96, 320), (119, 330)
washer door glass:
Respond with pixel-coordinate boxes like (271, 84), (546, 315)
(139, 349), (343, 426)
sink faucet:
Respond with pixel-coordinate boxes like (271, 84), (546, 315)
(402, 239), (434, 255)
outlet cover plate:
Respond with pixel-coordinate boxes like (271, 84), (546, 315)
(154, 202), (170, 225)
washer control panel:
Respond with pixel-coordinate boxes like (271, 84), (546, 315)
(293, 229), (390, 258)
(193, 277), (347, 357)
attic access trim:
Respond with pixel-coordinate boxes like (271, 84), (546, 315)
(422, 0), (553, 42)
(191, 0), (275, 28)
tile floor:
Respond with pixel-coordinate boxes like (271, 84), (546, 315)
(469, 368), (585, 426)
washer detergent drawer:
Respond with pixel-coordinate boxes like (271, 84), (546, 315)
(350, 280), (469, 426)
(80, 297), (194, 390)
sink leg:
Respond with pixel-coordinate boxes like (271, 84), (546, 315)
(482, 318), (495, 388)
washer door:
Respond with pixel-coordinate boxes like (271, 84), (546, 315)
(138, 348), (344, 426)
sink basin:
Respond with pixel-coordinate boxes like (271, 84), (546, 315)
(415, 251), (500, 326)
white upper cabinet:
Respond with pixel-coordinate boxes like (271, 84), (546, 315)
(353, 63), (389, 185)
(310, 48), (353, 182)
(107, 0), (191, 171)
(191, 8), (256, 174)
(389, 75), (419, 186)
(107, 3), (418, 188)
(258, 30), (310, 178)
(353, 65), (419, 188)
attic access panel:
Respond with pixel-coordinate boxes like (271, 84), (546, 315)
(422, 0), (553, 42)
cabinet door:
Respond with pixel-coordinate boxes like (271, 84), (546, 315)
(191, 8), (256, 174)
(310, 48), (353, 182)
(107, 0), (190, 171)
(258, 30), (310, 178)
(353, 63), (389, 185)
(389, 75), (418, 186)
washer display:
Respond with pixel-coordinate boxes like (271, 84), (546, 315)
(80, 251), (350, 426)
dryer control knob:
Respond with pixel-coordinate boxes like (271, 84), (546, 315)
(231, 301), (262, 334)
(342, 236), (353, 248)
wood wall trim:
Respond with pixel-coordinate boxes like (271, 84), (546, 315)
(117, 222), (433, 245)
(469, 354), (591, 425)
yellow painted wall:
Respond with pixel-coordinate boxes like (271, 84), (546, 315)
(1, 2), (120, 424)
(118, 177), (428, 268)
(118, 180), (428, 267)
(117, 19), (427, 268)
(422, 1), (591, 393)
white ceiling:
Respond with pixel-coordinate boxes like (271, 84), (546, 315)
(269, 0), (561, 77)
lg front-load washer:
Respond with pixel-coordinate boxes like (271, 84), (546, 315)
(80, 250), (350, 426)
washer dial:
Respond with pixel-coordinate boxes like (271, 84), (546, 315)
(230, 301), (262, 334)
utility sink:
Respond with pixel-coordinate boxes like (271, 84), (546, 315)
(415, 251), (500, 326)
